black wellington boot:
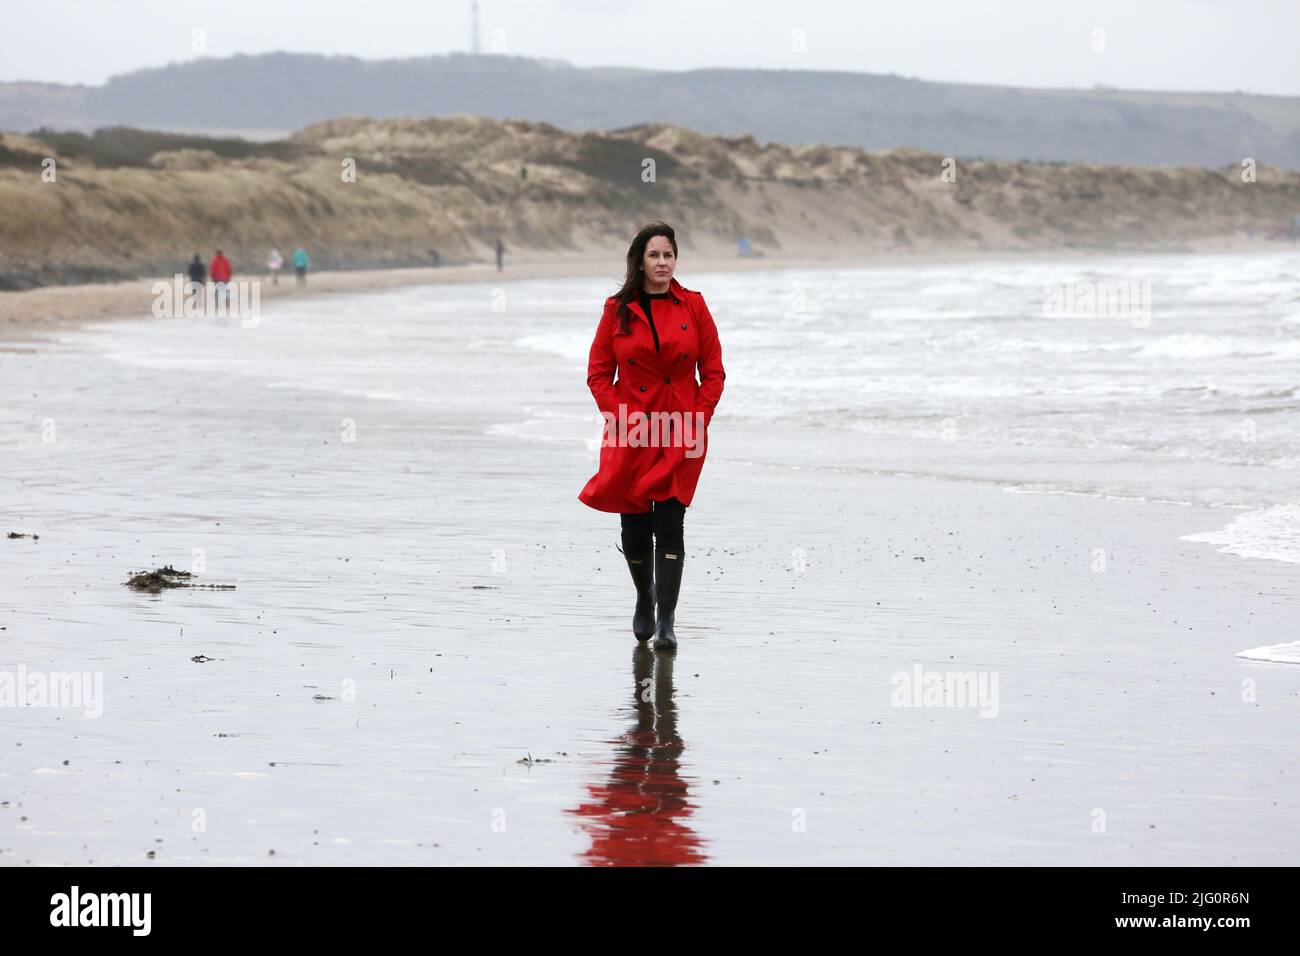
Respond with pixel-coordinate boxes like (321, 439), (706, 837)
(652, 548), (684, 651)
(624, 551), (657, 642)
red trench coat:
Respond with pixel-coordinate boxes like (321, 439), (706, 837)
(579, 276), (725, 513)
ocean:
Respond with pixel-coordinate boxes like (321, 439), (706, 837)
(29, 250), (1298, 564)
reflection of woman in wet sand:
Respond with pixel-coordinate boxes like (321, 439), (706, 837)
(565, 647), (707, 866)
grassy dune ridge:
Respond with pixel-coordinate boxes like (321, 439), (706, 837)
(2, 116), (1299, 290)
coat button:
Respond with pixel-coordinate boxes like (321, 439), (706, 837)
(663, 377), (670, 383)
(681, 323), (687, 329)
(628, 358), (635, 364)
(639, 385), (647, 392)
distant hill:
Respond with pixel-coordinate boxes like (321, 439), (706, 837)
(3, 52), (1300, 170)
(2, 116), (1298, 290)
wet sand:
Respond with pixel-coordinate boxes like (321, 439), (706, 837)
(1, 269), (1297, 865)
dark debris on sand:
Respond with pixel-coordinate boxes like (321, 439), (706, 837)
(125, 565), (191, 592)
(125, 565), (235, 593)
(516, 753), (555, 766)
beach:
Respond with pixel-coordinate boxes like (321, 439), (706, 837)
(1, 255), (1298, 865)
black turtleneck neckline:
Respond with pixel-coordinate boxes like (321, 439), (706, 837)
(637, 287), (672, 353)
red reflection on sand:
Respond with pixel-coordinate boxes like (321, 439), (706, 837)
(566, 647), (707, 866)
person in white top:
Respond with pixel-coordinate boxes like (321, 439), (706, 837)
(267, 248), (284, 285)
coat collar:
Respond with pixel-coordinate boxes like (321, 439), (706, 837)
(625, 275), (687, 324)
(639, 275), (687, 298)
(666, 276), (692, 297)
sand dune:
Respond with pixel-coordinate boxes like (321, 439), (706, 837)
(3, 116), (1299, 292)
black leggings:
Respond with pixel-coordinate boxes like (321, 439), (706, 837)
(620, 497), (685, 556)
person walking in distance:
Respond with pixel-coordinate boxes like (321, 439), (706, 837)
(292, 247), (309, 288)
(578, 221), (726, 651)
(267, 247), (284, 285)
(184, 253), (206, 313)
(495, 238), (505, 273)
(209, 248), (233, 307)
(186, 253), (206, 287)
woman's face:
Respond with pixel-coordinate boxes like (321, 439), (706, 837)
(642, 236), (676, 288)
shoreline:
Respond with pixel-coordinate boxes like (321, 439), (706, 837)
(0, 236), (1285, 344)
(6, 240), (1295, 576)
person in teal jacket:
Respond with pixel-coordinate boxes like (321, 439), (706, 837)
(292, 247), (310, 287)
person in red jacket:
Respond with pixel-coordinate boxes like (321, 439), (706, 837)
(209, 249), (233, 306)
(579, 221), (726, 652)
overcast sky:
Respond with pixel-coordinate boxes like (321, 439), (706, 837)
(3, 0), (1298, 96)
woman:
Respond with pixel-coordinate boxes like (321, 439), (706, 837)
(292, 247), (310, 287)
(579, 222), (726, 651)
(267, 247), (284, 285)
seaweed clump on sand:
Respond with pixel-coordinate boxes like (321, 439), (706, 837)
(125, 565), (192, 592)
(125, 565), (238, 593)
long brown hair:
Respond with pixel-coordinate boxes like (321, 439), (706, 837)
(612, 221), (678, 334)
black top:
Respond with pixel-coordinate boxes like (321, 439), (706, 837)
(637, 289), (671, 353)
